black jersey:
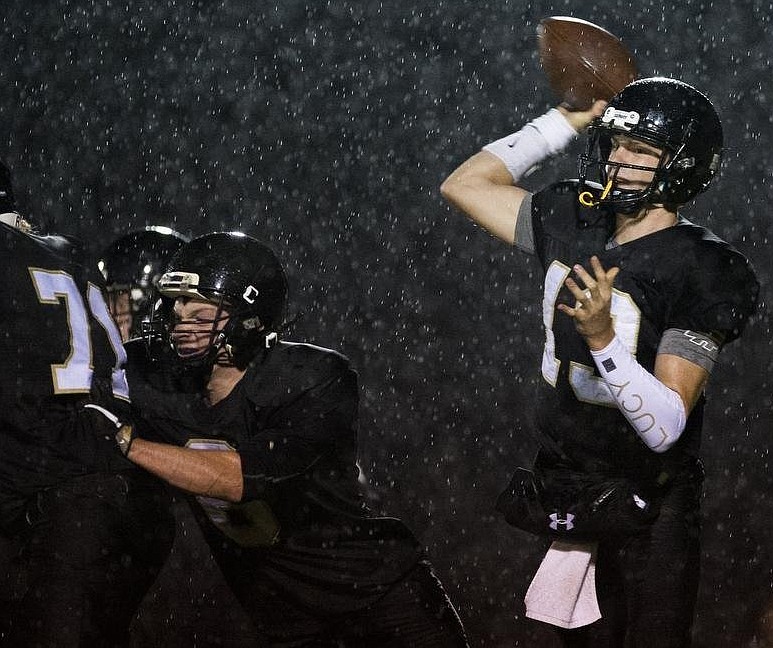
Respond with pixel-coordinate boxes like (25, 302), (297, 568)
(126, 339), (424, 614)
(0, 224), (134, 529)
(0, 225), (128, 400)
(528, 182), (759, 483)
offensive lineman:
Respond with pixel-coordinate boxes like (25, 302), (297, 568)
(99, 224), (261, 645)
(440, 77), (758, 647)
(118, 232), (469, 647)
(0, 161), (173, 646)
(99, 225), (188, 342)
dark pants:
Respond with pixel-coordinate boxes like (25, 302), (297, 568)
(0, 471), (174, 648)
(240, 559), (469, 648)
(553, 468), (702, 648)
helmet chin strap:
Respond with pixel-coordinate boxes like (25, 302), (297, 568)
(579, 159), (668, 215)
(578, 179), (614, 207)
(579, 125), (678, 216)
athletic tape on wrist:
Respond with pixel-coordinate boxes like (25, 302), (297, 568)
(115, 426), (134, 456)
(590, 336), (687, 453)
(482, 108), (577, 183)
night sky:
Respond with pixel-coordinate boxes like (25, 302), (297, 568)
(1, 1), (771, 646)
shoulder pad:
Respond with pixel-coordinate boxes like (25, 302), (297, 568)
(242, 341), (355, 405)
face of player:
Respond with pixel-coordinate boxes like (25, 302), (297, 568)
(606, 135), (665, 191)
(108, 290), (133, 343)
(171, 297), (231, 360)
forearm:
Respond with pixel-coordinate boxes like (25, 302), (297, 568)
(127, 437), (244, 501)
(591, 336), (687, 453)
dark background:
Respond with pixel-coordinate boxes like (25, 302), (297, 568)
(1, 1), (771, 646)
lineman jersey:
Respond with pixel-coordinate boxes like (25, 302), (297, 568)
(524, 182), (759, 484)
(0, 224), (133, 528)
(126, 339), (424, 615)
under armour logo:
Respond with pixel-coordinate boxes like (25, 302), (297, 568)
(549, 512), (575, 531)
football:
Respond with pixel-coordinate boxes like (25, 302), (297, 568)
(537, 16), (638, 110)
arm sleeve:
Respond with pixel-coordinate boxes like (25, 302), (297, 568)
(591, 335), (686, 453)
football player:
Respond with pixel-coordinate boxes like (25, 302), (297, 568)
(99, 226), (188, 342)
(440, 77), (759, 647)
(99, 224), (262, 645)
(118, 232), (469, 647)
(0, 160), (174, 646)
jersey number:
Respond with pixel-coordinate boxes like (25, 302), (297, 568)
(30, 269), (129, 399)
(541, 261), (641, 406)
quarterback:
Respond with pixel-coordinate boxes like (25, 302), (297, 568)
(441, 77), (759, 647)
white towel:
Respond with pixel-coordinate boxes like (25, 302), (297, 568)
(524, 540), (601, 629)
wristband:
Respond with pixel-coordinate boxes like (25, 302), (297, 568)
(590, 336), (687, 453)
(482, 108), (577, 183)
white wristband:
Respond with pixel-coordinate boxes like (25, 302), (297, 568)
(482, 108), (577, 183)
(590, 336), (687, 453)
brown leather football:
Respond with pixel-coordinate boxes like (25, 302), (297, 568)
(537, 16), (638, 110)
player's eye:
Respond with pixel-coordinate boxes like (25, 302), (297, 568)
(634, 146), (661, 160)
(194, 315), (228, 325)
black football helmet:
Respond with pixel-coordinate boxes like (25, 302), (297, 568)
(156, 232), (288, 368)
(99, 226), (189, 340)
(578, 77), (723, 213)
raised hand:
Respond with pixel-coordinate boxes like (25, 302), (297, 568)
(557, 99), (608, 132)
(557, 255), (620, 350)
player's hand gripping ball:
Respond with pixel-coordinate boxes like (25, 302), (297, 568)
(537, 16), (638, 110)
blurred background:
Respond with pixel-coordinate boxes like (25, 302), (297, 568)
(1, 1), (771, 645)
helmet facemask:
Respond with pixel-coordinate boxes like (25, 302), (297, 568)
(169, 297), (233, 366)
(138, 295), (223, 385)
(106, 287), (137, 342)
(579, 108), (682, 215)
(579, 124), (675, 215)
(100, 227), (189, 341)
(156, 272), (277, 372)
